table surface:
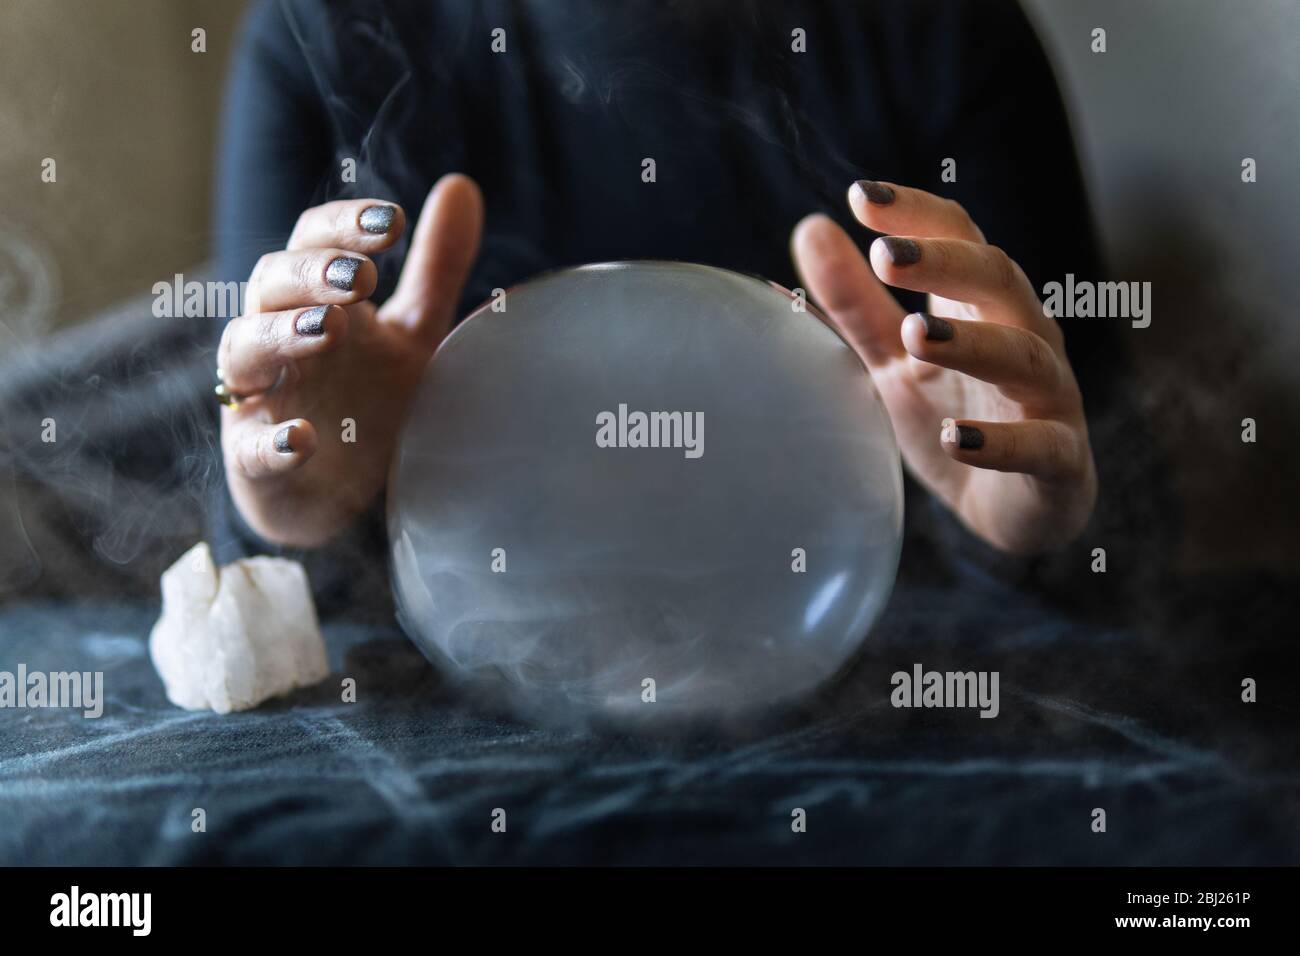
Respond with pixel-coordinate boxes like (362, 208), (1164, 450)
(2, 577), (1297, 866)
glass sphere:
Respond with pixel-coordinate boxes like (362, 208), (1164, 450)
(389, 262), (902, 717)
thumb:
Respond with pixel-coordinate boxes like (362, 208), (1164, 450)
(791, 213), (906, 370)
(380, 173), (484, 347)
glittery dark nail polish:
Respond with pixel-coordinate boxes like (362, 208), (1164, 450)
(359, 205), (396, 234)
(274, 426), (294, 454)
(881, 237), (921, 266)
(919, 312), (954, 341)
(855, 180), (895, 205)
(295, 305), (328, 336)
(957, 425), (984, 450)
(326, 256), (363, 291)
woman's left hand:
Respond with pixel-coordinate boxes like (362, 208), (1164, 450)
(791, 181), (1097, 555)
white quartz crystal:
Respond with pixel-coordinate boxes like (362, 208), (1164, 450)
(150, 542), (328, 713)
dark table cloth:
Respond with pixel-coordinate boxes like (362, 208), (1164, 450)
(3, 573), (1296, 866)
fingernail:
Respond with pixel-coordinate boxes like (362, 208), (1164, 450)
(325, 256), (363, 291)
(359, 205), (396, 234)
(295, 305), (329, 336)
(881, 237), (921, 266)
(918, 312), (954, 341)
(855, 180), (895, 205)
(274, 426), (294, 454)
(957, 425), (984, 450)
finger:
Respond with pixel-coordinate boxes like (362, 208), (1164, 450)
(900, 312), (1066, 408)
(848, 180), (984, 243)
(791, 213), (906, 368)
(287, 199), (407, 253)
(939, 417), (1086, 482)
(380, 173), (484, 347)
(228, 418), (317, 479)
(246, 248), (377, 314)
(218, 305), (348, 395)
(869, 236), (1041, 328)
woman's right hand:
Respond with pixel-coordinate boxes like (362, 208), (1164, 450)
(219, 174), (484, 547)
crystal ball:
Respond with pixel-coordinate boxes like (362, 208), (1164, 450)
(388, 262), (902, 717)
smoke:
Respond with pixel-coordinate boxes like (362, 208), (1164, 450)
(0, 282), (218, 601)
(267, 0), (869, 296)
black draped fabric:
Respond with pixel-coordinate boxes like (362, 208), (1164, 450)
(3, 577), (1297, 865)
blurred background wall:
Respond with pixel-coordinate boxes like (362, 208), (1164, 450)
(1024, 0), (1300, 573)
(0, 0), (1296, 588)
(0, 0), (246, 337)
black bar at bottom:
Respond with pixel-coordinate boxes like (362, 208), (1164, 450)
(0, 868), (1289, 941)
(1, 866), (1288, 941)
